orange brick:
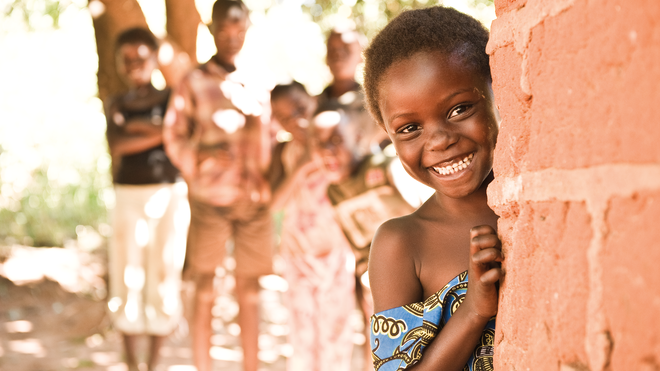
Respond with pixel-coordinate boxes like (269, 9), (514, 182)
(496, 200), (591, 369)
(494, 0), (528, 17)
(522, 0), (660, 171)
(602, 191), (660, 369)
(490, 43), (531, 179)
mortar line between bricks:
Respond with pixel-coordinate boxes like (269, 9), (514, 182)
(487, 0), (577, 54)
(487, 0), (578, 96)
(488, 164), (660, 208)
(488, 163), (660, 370)
(584, 199), (610, 371)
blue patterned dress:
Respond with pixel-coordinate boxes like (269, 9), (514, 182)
(370, 271), (496, 371)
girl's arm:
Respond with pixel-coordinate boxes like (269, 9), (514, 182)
(369, 217), (424, 311)
(107, 124), (163, 157)
(162, 80), (198, 181)
(122, 118), (163, 134)
(269, 156), (319, 211)
(369, 222), (503, 371)
(106, 104), (163, 158)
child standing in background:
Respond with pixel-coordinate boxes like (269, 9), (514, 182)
(105, 27), (189, 371)
(318, 26), (364, 108)
(318, 26), (387, 159)
(162, 1), (273, 371)
(315, 108), (431, 371)
(363, 7), (503, 371)
(269, 82), (356, 371)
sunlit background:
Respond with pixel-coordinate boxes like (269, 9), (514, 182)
(0, 0), (495, 249)
(0, 0), (495, 369)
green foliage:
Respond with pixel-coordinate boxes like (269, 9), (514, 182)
(2, 0), (78, 31)
(0, 161), (111, 247)
(466, 0), (495, 7)
(301, 0), (494, 38)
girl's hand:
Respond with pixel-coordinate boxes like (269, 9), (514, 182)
(293, 157), (320, 180)
(464, 225), (504, 320)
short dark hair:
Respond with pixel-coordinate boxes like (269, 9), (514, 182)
(115, 27), (159, 52)
(270, 81), (309, 102)
(327, 26), (367, 49)
(211, 0), (248, 24)
(363, 6), (490, 126)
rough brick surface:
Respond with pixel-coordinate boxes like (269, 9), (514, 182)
(603, 192), (660, 370)
(488, 0), (660, 370)
(495, 201), (590, 370)
(493, 0), (527, 17)
(489, 43), (530, 179)
(524, 0), (660, 171)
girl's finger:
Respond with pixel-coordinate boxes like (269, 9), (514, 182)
(470, 233), (501, 251)
(472, 248), (504, 264)
(470, 225), (496, 239)
(480, 267), (504, 285)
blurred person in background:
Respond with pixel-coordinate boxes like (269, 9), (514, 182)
(269, 82), (355, 371)
(314, 25), (390, 371)
(317, 26), (388, 158)
(314, 108), (432, 371)
(105, 27), (189, 371)
(162, 1), (273, 371)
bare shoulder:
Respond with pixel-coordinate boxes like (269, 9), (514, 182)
(373, 213), (423, 251)
(369, 212), (425, 312)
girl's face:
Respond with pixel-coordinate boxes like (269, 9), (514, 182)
(378, 50), (498, 199)
(211, 7), (249, 67)
(116, 42), (157, 88)
(271, 90), (317, 143)
(316, 124), (354, 184)
(326, 33), (362, 82)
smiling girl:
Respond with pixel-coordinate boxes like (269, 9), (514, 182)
(363, 7), (504, 371)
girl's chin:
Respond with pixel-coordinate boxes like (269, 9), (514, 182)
(435, 177), (489, 200)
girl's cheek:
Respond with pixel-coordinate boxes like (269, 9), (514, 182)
(395, 149), (417, 170)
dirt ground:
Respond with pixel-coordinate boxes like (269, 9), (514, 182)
(0, 245), (369, 371)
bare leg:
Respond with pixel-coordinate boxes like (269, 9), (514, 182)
(235, 275), (261, 371)
(192, 273), (216, 371)
(123, 334), (140, 371)
(147, 335), (167, 371)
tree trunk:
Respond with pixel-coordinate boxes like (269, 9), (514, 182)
(90, 0), (200, 103)
(159, 0), (201, 86)
(89, 0), (148, 104)
(165, 0), (200, 61)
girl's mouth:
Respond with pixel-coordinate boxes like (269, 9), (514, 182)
(430, 153), (474, 176)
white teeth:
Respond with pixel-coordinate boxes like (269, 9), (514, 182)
(432, 153), (474, 175)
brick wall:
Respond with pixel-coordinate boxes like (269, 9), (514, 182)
(487, 1), (660, 370)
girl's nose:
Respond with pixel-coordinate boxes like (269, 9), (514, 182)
(426, 123), (458, 152)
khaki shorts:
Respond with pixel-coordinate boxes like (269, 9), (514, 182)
(186, 200), (274, 278)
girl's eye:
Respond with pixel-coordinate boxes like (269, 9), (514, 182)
(448, 104), (472, 119)
(399, 124), (420, 133)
